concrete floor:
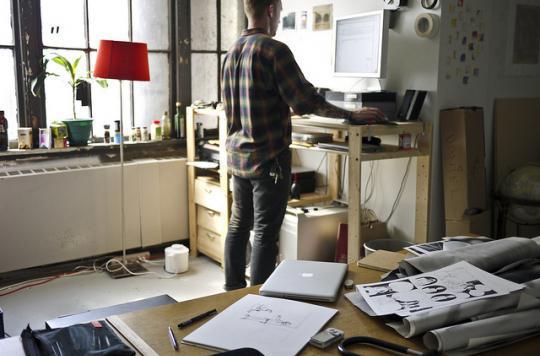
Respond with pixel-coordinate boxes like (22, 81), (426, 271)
(0, 255), (225, 337)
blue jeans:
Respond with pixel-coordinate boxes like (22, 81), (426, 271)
(224, 150), (291, 290)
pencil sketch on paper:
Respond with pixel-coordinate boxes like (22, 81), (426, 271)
(241, 304), (296, 328)
(358, 261), (519, 316)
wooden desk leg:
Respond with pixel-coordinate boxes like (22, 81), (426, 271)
(348, 126), (362, 263)
(415, 123), (432, 244)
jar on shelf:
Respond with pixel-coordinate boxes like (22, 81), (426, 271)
(0, 110), (8, 151)
(142, 127), (149, 141)
(151, 120), (162, 141)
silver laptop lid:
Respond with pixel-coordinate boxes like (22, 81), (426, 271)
(259, 260), (348, 302)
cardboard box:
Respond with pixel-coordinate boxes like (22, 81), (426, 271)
(445, 210), (491, 237)
(440, 107), (487, 220)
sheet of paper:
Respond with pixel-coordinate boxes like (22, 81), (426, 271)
(182, 294), (337, 356)
(0, 337), (25, 356)
(357, 261), (523, 316)
(186, 161), (219, 169)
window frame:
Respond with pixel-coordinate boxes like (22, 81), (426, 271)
(11, 0), (188, 142)
(7, 0), (241, 148)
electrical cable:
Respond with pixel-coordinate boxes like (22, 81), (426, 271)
(384, 156), (413, 223)
(340, 156), (348, 199)
(139, 257), (165, 265)
(363, 161), (376, 205)
(104, 258), (177, 279)
(0, 269), (95, 297)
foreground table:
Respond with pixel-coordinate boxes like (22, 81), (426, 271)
(111, 265), (540, 355)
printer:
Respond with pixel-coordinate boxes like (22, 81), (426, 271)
(325, 90), (397, 121)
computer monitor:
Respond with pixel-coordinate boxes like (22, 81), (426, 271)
(333, 10), (389, 78)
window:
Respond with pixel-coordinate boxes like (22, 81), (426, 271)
(190, 0), (244, 102)
(2, 0), (245, 146)
(0, 0), (18, 140)
(40, 0), (171, 138)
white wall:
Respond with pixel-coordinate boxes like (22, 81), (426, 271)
(276, 0), (441, 242)
(437, 0), (540, 236)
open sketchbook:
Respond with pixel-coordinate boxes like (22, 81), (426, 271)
(182, 294), (337, 355)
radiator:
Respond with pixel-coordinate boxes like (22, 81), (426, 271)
(0, 158), (188, 273)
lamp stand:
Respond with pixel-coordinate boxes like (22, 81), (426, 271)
(107, 80), (147, 279)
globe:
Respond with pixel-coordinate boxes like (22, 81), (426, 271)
(500, 165), (540, 224)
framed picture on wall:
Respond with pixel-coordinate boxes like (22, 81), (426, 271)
(505, 0), (540, 76)
(313, 4), (332, 31)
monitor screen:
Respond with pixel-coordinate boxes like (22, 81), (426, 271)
(333, 10), (389, 78)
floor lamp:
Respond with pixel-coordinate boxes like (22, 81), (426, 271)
(94, 40), (150, 278)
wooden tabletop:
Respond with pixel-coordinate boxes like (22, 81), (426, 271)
(113, 265), (540, 355)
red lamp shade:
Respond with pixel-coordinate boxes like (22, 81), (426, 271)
(94, 40), (150, 81)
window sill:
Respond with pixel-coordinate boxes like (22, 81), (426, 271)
(0, 139), (187, 161)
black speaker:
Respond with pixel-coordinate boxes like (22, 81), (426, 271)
(397, 90), (427, 121)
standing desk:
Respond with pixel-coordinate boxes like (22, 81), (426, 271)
(108, 264), (539, 355)
(290, 119), (432, 263)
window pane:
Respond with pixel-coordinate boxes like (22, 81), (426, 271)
(0, 0), (13, 45)
(43, 50), (90, 125)
(133, 53), (169, 131)
(90, 51), (132, 138)
(41, 0), (86, 48)
(0, 49), (18, 140)
(88, 0), (129, 49)
(132, 0), (169, 51)
(191, 0), (217, 50)
(221, 0), (244, 51)
(191, 53), (217, 102)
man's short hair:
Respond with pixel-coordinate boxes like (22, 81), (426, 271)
(244, 0), (278, 19)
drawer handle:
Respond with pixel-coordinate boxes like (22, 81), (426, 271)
(206, 209), (217, 217)
(206, 232), (217, 240)
(204, 188), (213, 194)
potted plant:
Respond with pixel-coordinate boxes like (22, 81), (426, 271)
(31, 54), (108, 146)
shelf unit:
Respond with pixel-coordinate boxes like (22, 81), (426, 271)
(187, 107), (432, 264)
(291, 118), (432, 262)
(186, 107), (230, 264)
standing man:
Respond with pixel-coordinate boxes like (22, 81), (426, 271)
(221, 0), (387, 291)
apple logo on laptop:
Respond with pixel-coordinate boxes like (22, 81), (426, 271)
(301, 272), (314, 278)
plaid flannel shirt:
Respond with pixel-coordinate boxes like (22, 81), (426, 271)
(221, 28), (325, 178)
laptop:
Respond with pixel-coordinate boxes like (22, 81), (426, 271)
(259, 260), (348, 302)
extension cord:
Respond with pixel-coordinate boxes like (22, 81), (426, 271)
(111, 251), (151, 263)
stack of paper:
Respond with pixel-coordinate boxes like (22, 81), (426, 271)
(183, 294), (337, 355)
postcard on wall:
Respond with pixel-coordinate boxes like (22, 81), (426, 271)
(357, 261), (523, 316)
(282, 12), (296, 30)
(505, 0), (540, 76)
(313, 4), (332, 31)
(299, 10), (308, 30)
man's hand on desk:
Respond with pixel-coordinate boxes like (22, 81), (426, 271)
(349, 107), (396, 125)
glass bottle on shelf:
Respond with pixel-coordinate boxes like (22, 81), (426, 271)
(0, 110), (8, 151)
(174, 102), (185, 139)
(103, 124), (111, 144)
(162, 111), (171, 139)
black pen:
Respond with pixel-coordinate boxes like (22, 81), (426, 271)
(178, 309), (217, 328)
(168, 325), (179, 351)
